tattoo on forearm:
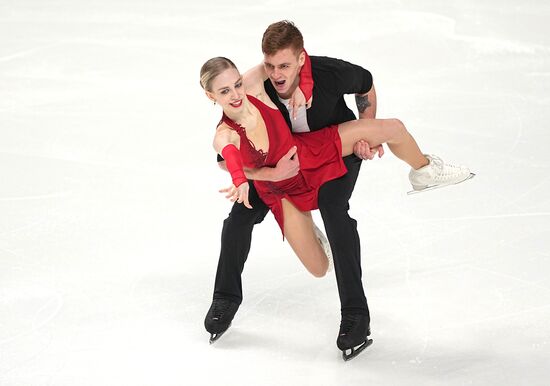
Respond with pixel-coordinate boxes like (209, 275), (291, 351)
(355, 94), (371, 113)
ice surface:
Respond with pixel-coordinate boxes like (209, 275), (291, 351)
(1, 1), (550, 385)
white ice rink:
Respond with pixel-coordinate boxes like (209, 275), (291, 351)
(2, 1), (550, 385)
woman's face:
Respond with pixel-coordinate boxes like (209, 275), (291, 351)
(207, 68), (246, 112)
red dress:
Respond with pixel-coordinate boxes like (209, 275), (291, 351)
(221, 95), (347, 235)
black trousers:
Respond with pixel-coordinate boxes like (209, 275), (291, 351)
(212, 154), (369, 318)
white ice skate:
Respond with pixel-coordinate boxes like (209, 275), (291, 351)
(408, 154), (474, 195)
(314, 224), (333, 272)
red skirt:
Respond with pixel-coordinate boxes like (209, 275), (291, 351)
(254, 125), (347, 236)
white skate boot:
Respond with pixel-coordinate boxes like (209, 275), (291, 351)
(314, 224), (333, 272)
(408, 154), (474, 194)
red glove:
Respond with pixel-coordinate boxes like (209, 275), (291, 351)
(221, 144), (247, 187)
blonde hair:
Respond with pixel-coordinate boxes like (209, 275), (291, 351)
(199, 57), (238, 92)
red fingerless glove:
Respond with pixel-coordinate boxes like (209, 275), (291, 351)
(298, 49), (313, 102)
(221, 144), (247, 187)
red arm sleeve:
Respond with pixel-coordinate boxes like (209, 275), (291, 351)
(298, 49), (313, 102)
(221, 144), (247, 187)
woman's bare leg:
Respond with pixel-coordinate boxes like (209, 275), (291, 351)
(281, 198), (328, 278)
(338, 118), (428, 170)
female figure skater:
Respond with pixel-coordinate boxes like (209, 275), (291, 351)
(200, 56), (472, 278)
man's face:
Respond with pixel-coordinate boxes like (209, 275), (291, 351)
(263, 47), (304, 99)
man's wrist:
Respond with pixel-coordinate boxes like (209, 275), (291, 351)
(244, 167), (257, 180)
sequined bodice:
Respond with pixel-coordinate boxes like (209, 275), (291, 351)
(220, 114), (268, 168)
(220, 95), (295, 171)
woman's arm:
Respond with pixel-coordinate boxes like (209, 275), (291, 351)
(213, 126), (252, 208)
(212, 125), (236, 154)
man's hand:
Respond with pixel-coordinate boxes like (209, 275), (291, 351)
(353, 140), (384, 160)
(219, 182), (252, 209)
(231, 147), (299, 182)
(272, 146), (300, 181)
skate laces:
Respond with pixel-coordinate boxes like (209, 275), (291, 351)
(428, 155), (443, 172)
(427, 155), (467, 182)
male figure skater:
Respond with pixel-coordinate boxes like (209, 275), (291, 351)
(205, 20), (379, 360)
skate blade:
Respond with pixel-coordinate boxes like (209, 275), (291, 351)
(209, 332), (224, 344)
(342, 338), (373, 361)
(407, 173), (475, 195)
(208, 323), (231, 344)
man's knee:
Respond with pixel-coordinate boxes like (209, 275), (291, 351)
(318, 156), (361, 210)
(318, 191), (350, 213)
(318, 200), (358, 238)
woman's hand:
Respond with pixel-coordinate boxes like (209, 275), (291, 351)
(219, 182), (252, 209)
(289, 87), (313, 120)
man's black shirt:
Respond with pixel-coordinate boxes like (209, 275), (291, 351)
(264, 55), (373, 131)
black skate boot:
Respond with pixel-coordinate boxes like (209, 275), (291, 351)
(336, 313), (373, 361)
(204, 299), (239, 344)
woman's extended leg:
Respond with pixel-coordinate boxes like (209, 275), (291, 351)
(338, 118), (472, 191)
(281, 198), (329, 278)
(338, 118), (428, 169)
